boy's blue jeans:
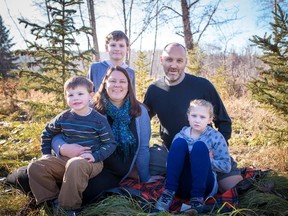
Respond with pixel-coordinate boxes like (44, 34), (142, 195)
(165, 138), (215, 199)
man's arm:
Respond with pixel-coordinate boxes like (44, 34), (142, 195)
(206, 81), (232, 141)
(143, 85), (156, 119)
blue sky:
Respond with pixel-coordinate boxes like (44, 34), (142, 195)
(0, 0), (270, 52)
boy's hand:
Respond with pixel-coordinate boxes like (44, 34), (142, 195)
(80, 153), (95, 163)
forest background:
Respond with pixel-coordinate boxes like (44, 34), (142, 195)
(0, 0), (287, 215)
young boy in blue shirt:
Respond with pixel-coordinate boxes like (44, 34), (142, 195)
(88, 30), (135, 92)
(27, 76), (117, 214)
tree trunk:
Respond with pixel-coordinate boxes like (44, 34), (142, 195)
(181, 0), (193, 51)
(150, 0), (159, 76)
(87, 0), (100, 62)
(121, 0), (133, 64)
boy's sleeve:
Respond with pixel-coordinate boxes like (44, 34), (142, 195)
(91, 117), (117, 162)
(87, 63), (93, 81)
(87, 63), (96, 92)
(206, 81), (232, 142)
(131, 70), (136, 93)
(41, 115), (62, 155)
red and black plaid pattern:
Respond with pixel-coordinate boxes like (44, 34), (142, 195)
(119, 168), (264, 213)
(120, 177), (239, 213)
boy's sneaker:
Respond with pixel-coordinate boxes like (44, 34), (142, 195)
(190, 197), (204, 213)
(155, 189), (175, 211)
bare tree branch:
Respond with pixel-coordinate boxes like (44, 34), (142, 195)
(128, 0), (134, 41)
(197, 0), (220, 42)
(187, 0), (200, 10)
(161, 6), (182, 17)
(129, 4), (175, 46)
(3, 0), (29, 48)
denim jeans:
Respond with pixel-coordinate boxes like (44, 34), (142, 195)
(165, 138), (215, 199)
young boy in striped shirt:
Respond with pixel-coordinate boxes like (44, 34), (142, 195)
(27, 76), (117, 214)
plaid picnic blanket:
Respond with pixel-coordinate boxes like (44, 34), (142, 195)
(118, 167), (263, 214)
(119, 178), (238, 213)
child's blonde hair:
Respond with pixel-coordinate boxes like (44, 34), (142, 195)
(187, 99), (214, 119)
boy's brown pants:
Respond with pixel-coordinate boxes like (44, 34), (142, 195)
(27, 156), (103, 209)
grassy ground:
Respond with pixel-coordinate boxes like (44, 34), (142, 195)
(0, 92), (287, 215)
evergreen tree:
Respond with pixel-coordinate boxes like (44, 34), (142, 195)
(134, 51), (153, 102)
(209, 64), (233, 100)
(186, 47), (205, 76)
(248, 4), (288, 143)
(0, 15), (19, 79)
(18, 0), (93, 109)
(0, 16), (19, 113)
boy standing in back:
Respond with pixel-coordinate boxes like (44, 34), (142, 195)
(88, 30), (135, 92)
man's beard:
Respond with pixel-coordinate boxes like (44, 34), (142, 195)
(164, 71), (185, 86)
(165, 73), (180, 82)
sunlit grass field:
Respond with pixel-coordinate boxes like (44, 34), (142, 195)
(0, 90), (287, 215)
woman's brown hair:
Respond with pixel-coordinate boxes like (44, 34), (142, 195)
(93, 66), (141, 118)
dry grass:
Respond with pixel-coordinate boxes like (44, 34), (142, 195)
(229, 145), (288, 173)
(0, 87), (288, 215)
(224, 95), (288, 173)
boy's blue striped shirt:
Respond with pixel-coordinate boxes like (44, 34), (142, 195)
(41, 109), (117, 162)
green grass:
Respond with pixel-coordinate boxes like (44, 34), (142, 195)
(239, 173), (288, 216)
(82, 195), (152, 216)
(0, 120), (44, 174)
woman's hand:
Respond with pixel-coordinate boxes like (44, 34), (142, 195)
(60, 144), (91, 158)
(80, 153), (95, 163)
